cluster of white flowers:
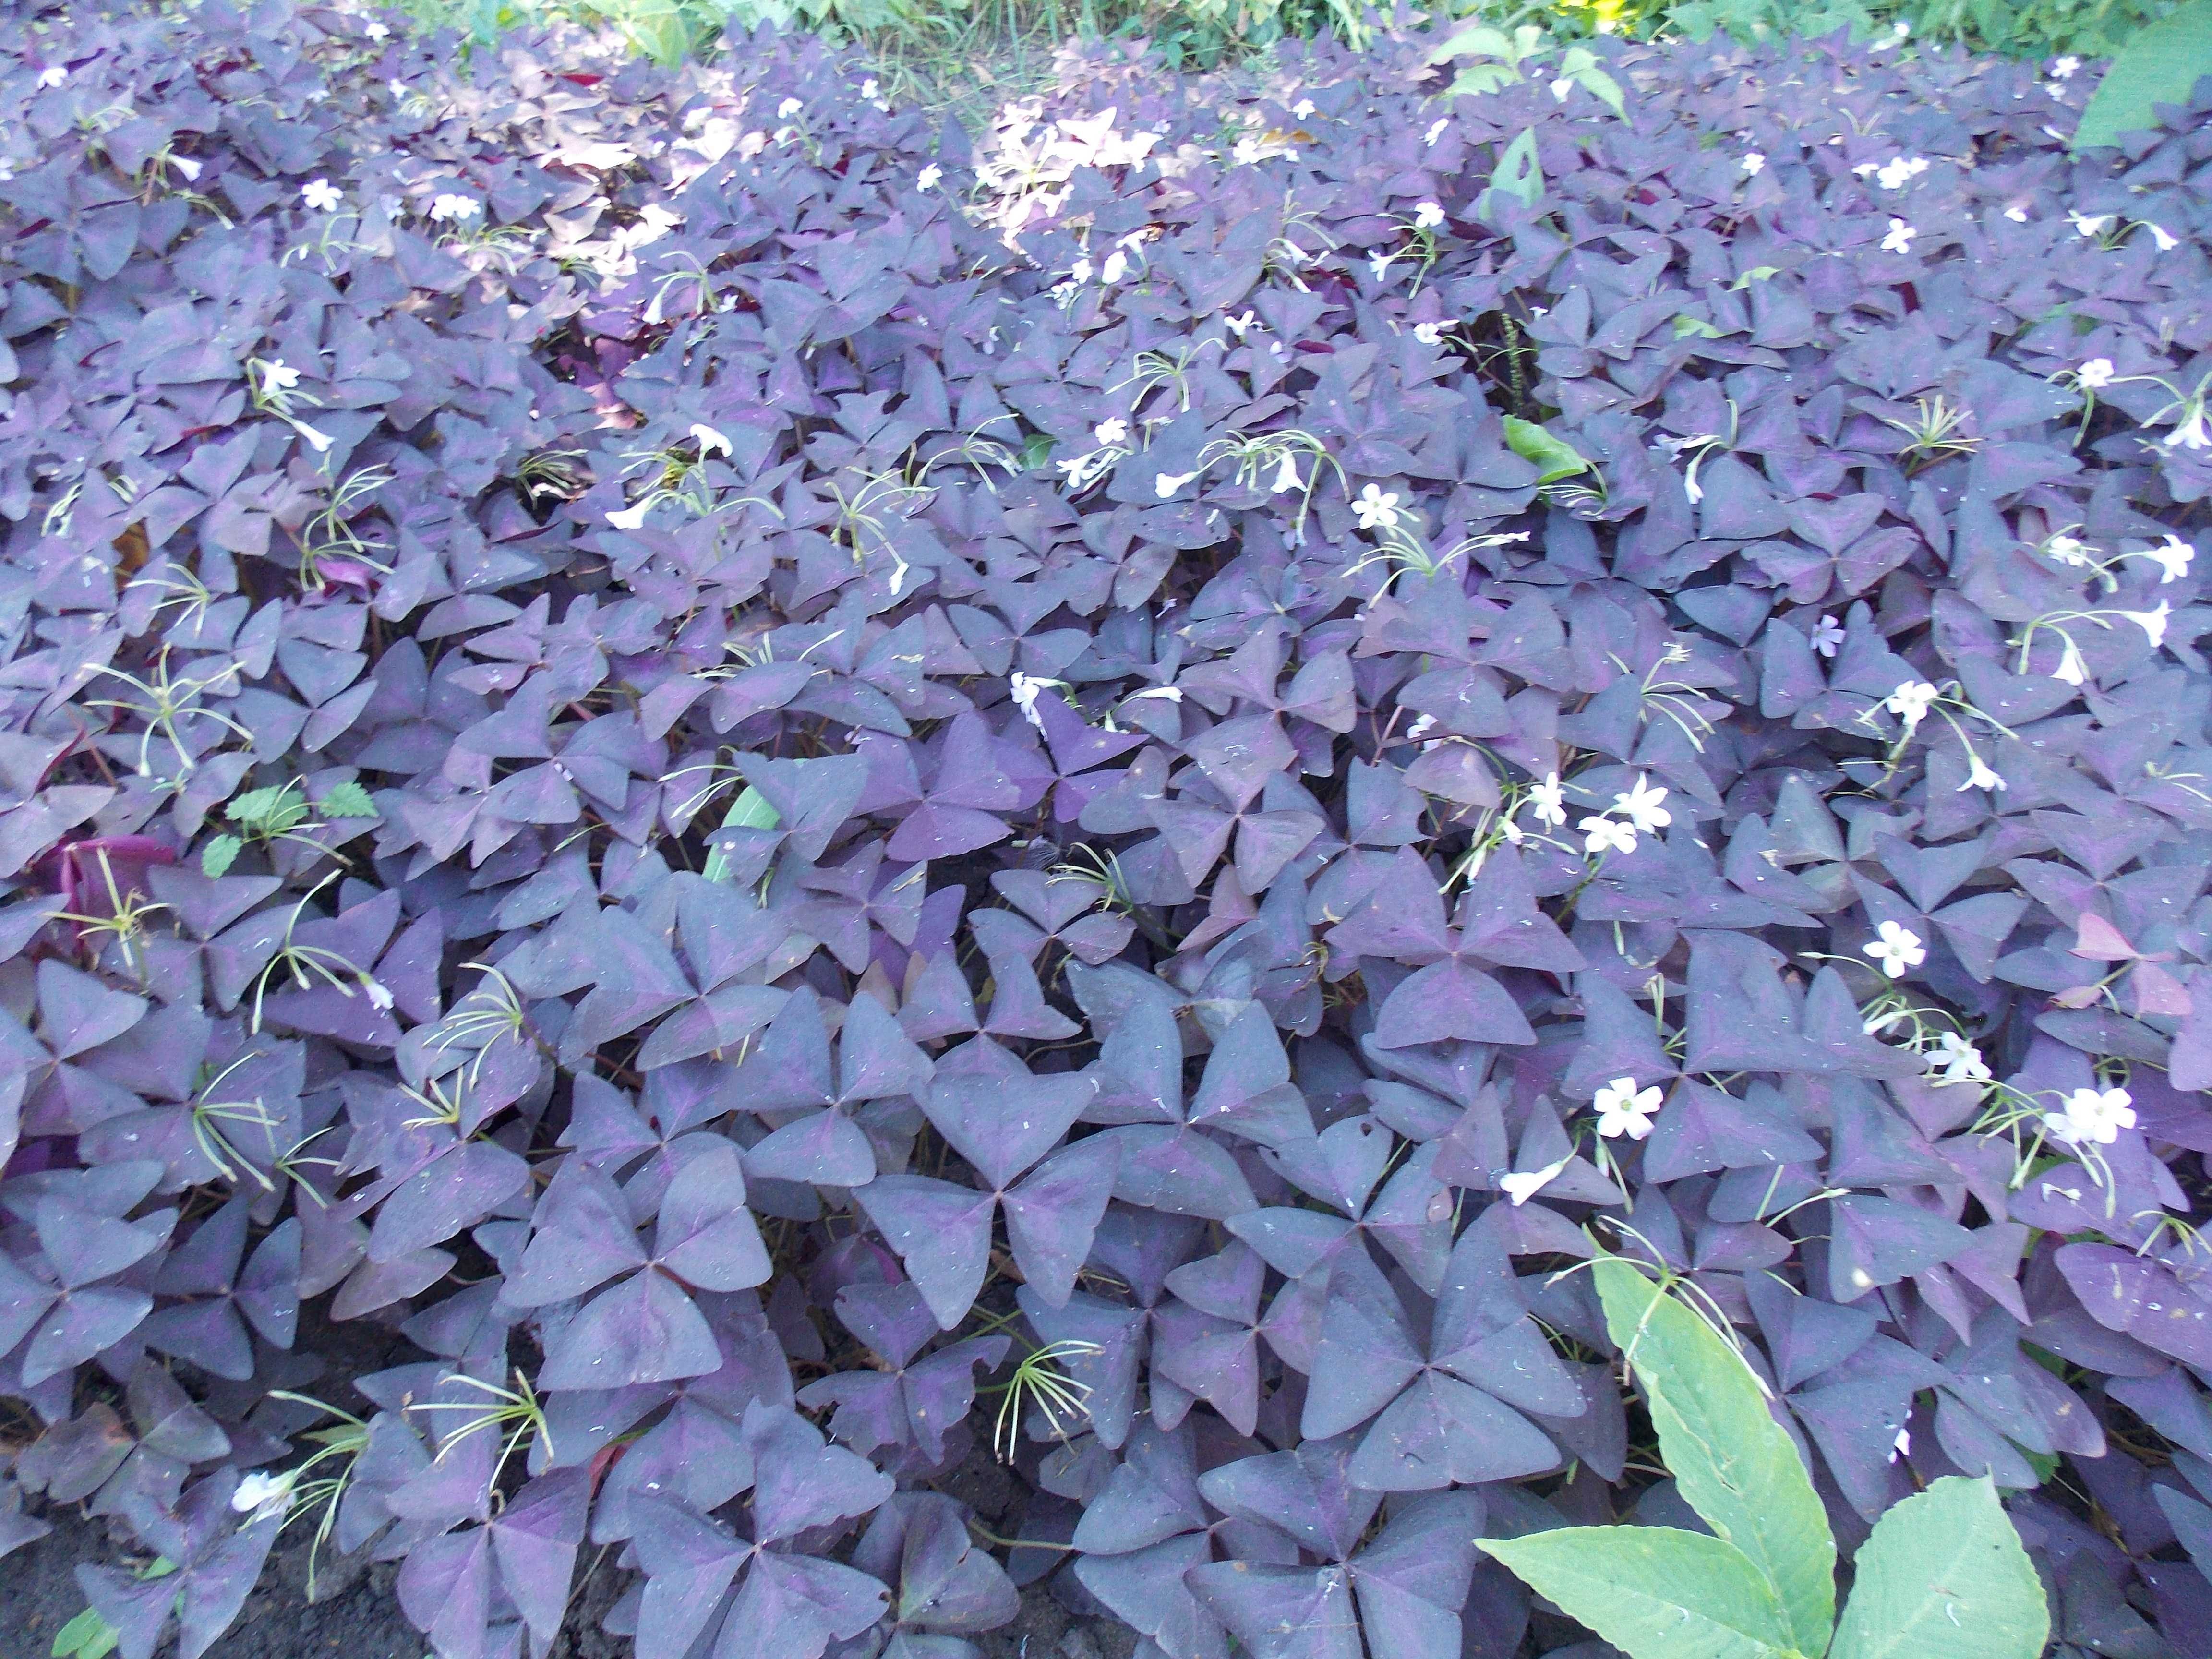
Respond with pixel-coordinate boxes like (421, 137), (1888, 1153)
(428, 193), (481, 223)
(2044, 1085), (2135, 1147)
(1854, 154), (1930, 191)
(1577, 774), (1669, 857)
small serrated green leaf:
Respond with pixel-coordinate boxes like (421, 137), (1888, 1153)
(228, 783), (307, 834)
(1480, 1525), (1796, 1659)
(1503, 416), (1589, 483)
(318, 781), (377, 820)
(200, 834), (243, 878)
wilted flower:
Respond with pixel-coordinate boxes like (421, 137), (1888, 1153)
(1351, 484), (1401, 530)
(1863, 920), (1927, 978)
(1527, 772), (1567, 829)
(1592, 1077), (1662, 1140)
(1009, 672), (1054, 732)
(429, 193), (481, 222)
(2071, 212), (2114, 238)
(1612, 774), (1671, 835)
(1154, 470), (1197, 499)
(2052, 635), (2091, 685)
(301, 178), (343, 212)
(1811, 614), (1846, 657)
(361, 975), (395, 1011)
(1368, 255), (1395, 283)
(1100, 250), (1129, 284)
(2044, 1085), (2135, 1146)
(1959, 751), (2006, 792)
(1741, 152), (1766, 175)
(917, 164), (942, 191)
(1881, 219), (1917, 253)
(1581, 815), (1637, 856)
(1093, 418), (1129, 448)
(1501, 1157), (1567, 1205)
(232, 1469), (297, 1516)
(1884, 680), (1938, 732)
(2143, 534), (2194, 582)
(1413, 201), (1445, 228)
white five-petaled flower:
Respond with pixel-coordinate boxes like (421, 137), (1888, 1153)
(1501, 1157), (1568, 1205)
(2044, 1085), (2135, 1146)
(1424, 117), (1450, 146)
(1927, 1030), (1992, 1085)
(1581, 815), (1637, 856)
(1811, 614), (1846, 658)
(1741, 152), (1766, 175)
(37, 65), (67, 88)
(2121, 600), (2171, 649)
(1413, 200), (1445, 229)
(1100, 250), (1130, 285)
(1093, 417), (1130, 449)
(260, 359), (302, 391)
(1884, 680), (1939, 732)
(429, 192), (480, 222)
(917, 164), (942, 191)
(301, 178), (343, 212)
(1351, 484), (1401, 530)
(2052, 55), (2080, 77)
(231, 1469), (297, 1515)
(1154, 470), (1198, 500)
(1959, 750), (2006, 792)
(1613, 774), (1671, 835)
(1413, 321), (1446, 346)
(1527, 772), (1567, 829)
(2144, 534), (2194, 583)
(1881, 219), (1917, 253)
(2076, 358), (2116, 390)
(1271, 452), (1303, 494)
(1592, 1077), (1663, 1141)
(1863, 919), (1927, 978)
(777, 96), (803, 118)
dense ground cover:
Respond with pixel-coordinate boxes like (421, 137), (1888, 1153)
(2, 1), (2212, 1656)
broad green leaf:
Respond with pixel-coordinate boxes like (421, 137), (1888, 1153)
(704, 783), (781, 883)
(2072, 0), (2212, 151)
(1674, 316), (1727, 339)
(1448, 63), (1523, 98)
(1503, 417), (1588, 483)
(1429, 22), (1518, 60)
(1480, 1525), (1797, 1659)
(319, 781), (377, 819)
(1560, 47), (1627, 118)
(1592, 1258), (1836, 1656)
(1829, 1477), (2050, 1659)
(228, 783), (307, 833)
(200, 834), (243, 878)
(1730, 266), (1782, 289)
(52, 1607), (119, 1659)
(1475, 129), (1545, 220)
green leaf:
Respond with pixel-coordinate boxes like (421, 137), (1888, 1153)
(1729, 266), (1782, 289)
(1475, 129), (1545, 221)
(227, 783), (307, 834)
(1829, 1477), (2050, 1659)
(52, 1608), (120, 1659)
(2073, 0), (2212, 151)
(1592, 1258), (1836, 1656)
(703, 783), (781, 883)
(317, 781), (377, 820)
(1503, 417), (1589, 483)
(1674, 315), (1726, 339)
(200, 834), (243, 878)
(1560, 47), (1627, 119)
(1480, 1525), (1797, 1659)
(1429, 21), (1518, 60)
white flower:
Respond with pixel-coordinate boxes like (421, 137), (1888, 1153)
(37, 65), (67, 89)
(1225, 310), (1257, 338)
(2004, 204), (2030, 223)
(361, 975), (395, 1011)
(1413, 321), (1445, 346)
(917, 164), (942, 191)
(170, 155), (202, 181)
(605, 501), (653, 530)
(1959, 751), (2006, 792)
(1369, 254), (1395, 284)
(1403, 714), (1437, 744)
(260, 360), (302, 391)
(1551, 76), (1576, 101)
(1351, 484), (1401, 530)
(2143, 535), (2194, 583)
(1093, 418), (1129, 448)
(1069, 258), (1093, 284)
(777, 97), (803, 118)
(1863, 920), (1927, 978)
(1413, 201), (1445, 229)
(301, 178), (343, 212)
(1293, 98), (1317, 119)
(2052, 55), (2080, 77)
(2165, 406), (2212, 450)
(1889, 1428), (1912, 1464)
(1009, 672), (1053, 732)
(1424, 117), (1450, 146)
(689, 423), (733, 457)
(1125, 685), (1183, 703)
(1592, 1077), (1663, 1141)
(2145, 222), (2179, 252)
(232, 1469), (297, 1515)
(1812, 614), (1846, 658)
(2071, 211), (2114, 238)
(1613, 774), (1671, 835)
(2121, 600), (2171, 649)
(2076, 358), (2115, 390)
(429, 193), (481, 222)
(1881, 219), (1917, 253)
(1582, 815), (1637, 856)
(1271, 452), (1303, 494)
(1527, 772), (1567, 829)
(2046, 534), (2094, 567)
(1884, 680), (1939, 732)
(1501, 1156), (1568, 1205)
(1100, 250), (1129, 285)
(292, 422), (334, 454)
(1874, 156), (1929, 190)
(861, 78), (879, 99)
(1741, 151), (1766, 175)
(1154, 470), (1198, 499)
(1927, 1030), (1991, 1085)
(2053, 636), (2091, 685)
(2044, 1085), (2135, 1146)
